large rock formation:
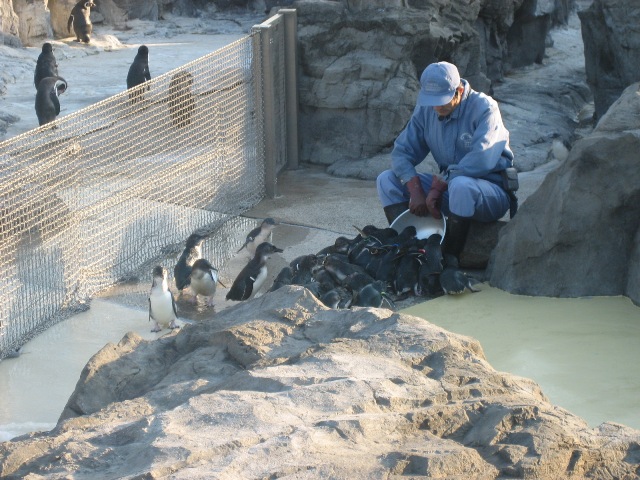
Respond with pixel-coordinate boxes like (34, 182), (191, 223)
(0, 0), (21, 46)
(487, 82), (640, 305)
(295, 0), (575, 165)
(579, 0), (640, 120)
(1, 287), (639, 478)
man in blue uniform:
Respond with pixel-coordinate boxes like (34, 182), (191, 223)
(377, 61), (516, 260)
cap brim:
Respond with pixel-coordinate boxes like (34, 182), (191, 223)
(417, 90), (455, 107)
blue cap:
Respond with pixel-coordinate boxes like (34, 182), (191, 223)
(417, 62), (460, 107)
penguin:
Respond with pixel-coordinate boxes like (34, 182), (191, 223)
(35, 76), (67, 126)
(290, 254), (320, 285)
(174, 233), (204, 300)
(267, 265), (294, 293)
(67, 0), (95, 43)
(189, 258), (224, 307)
(236, 218), (278, 255)
(322, 254), (368, 284)
(168, 70), (195, 128)
(342, 271), (376, 293)
(148, 265), (179, 332)
(127, 45), (151, 104)
(352, 280), (395, 309)
(316, 236), (352, 256)
(319, 286), (352, 309)
(439, 254), (481, 295)
(418, 234), (445, 297)
(226, 242), (283, 301)
(34, 43), (58, 90)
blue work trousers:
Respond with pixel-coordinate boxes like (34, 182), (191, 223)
(376, 170), (510, 222)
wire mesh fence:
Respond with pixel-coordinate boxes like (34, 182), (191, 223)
(0, 11), (296, 359)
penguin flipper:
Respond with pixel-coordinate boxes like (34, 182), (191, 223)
(51, 91), (60, 116)
(68, 14), (74, 33)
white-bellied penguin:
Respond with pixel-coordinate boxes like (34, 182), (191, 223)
(226, 242), (283, 301)
(148, 265), (179, 332)
(236, 218), (278, 255)
(189, 258), (225, 307)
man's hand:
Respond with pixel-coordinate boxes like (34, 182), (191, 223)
(425, 176), (448, 219)
(406, 176), (429, 217)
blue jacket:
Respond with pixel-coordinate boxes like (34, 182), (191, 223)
(392, 79), (514, 186)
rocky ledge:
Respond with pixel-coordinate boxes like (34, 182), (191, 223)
(1, 287), (638, 478)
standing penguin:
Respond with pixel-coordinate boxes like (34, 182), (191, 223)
(168, 70), (195, 128)
(173, 233), (204, 300)
(226, 242), (283, 301)
(67, 0), (96, 43)
(148, 266), (179, 333)
(189, 258), (225, 307)
(236, 218), (278, 255)
(127, 45), (151, 104)
(34, 43), (58, 90)
(35, 76), (67, 126)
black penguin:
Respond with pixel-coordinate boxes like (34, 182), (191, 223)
(168, 70), (195, 128)
(267, 266), (294, 293)
(439, 254), (481, 295)
(35, 76), (67, 126)
(34, 43), (58, 89)
(323, 254), (367, 284)
(173, 233), (204, 299)
(127, 45), (151, 104)
(418, 234), (445, 297)
(290, 254), (320, 285)
(67, 1), (95, 43)
(236, 218), (278, 255)
(352, 280), (394, 309)
(226, 242), (283, 301)
(320, 286), (352, 309)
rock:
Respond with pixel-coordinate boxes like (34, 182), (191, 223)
(579, 0), (640, 120)
(0, 0), (21, 46)
(295, 0), (574, 166)
(1, 287), (639, 478)
(12, 0), (53, 45)
(487, 82), (640, 304)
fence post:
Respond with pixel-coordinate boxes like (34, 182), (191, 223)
(280, 8), (299, 170)
(251, 23), (278, 199)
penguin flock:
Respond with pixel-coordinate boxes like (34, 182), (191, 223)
(33, 1), (194, 129)
(147, 218), (480, 333)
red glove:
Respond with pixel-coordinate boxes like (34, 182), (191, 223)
(406, 176), (429, 216)
(425, 176), (448, 219)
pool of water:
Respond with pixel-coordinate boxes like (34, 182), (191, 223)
(403, 285), (640, 430)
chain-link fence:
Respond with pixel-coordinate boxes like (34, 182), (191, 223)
(0, 11), (298, 359)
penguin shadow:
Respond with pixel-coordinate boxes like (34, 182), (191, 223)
(167, 70), (196, 129)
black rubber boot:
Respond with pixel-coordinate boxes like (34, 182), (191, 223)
(383, 202), (409, 225)
(443, 213), (471, 258)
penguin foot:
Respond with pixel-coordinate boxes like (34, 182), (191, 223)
(169, 321), (180, 330)
(151, 324), (162, 333)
